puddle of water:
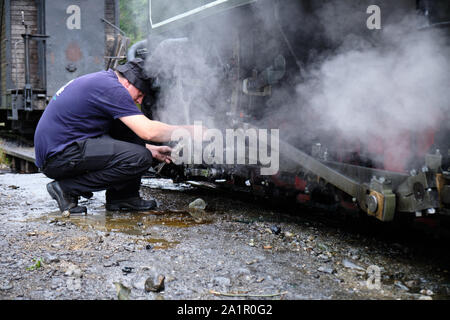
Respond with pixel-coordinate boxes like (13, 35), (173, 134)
(32, 209), (211, 236)
(27, 209), (210, 250)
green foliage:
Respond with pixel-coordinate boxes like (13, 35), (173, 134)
(27, 258), (43, 271)
(0, 150), (11, 167)
(119, 0), (149, 46)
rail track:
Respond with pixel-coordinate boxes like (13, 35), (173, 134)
(0, 134), (37, 173)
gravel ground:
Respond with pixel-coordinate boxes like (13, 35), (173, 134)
(0, 171), (449, 300)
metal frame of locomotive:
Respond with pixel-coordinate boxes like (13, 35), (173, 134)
(141, 0), (450, 223)
(0, 0), (123, 135)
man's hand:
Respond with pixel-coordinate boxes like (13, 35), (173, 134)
(146, 144), (172, 164)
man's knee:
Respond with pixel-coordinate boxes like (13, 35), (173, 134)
(139, 148), (153, 169)
(112, 139), (153, 173)
(131, 146), (153, 171)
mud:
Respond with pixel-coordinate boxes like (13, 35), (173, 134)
(0, 172), (449, 300)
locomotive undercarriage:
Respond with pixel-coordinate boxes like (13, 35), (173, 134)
(154, 124), (450, 223)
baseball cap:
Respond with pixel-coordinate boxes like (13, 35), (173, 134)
(116, 58), (152, 95)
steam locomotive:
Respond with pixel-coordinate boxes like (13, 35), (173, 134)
(140, 0), (450, 224)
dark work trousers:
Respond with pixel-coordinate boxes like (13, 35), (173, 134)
(42, 120), (152, 202)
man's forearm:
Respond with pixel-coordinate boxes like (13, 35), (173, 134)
(120, 114), (202, 143)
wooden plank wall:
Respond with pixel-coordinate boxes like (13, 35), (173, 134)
(1, 0), (117, 95)
(10, 0), (41, 90)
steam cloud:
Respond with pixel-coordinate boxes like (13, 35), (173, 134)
(296, 15), (450, 145)
(144, 0), (450, 171)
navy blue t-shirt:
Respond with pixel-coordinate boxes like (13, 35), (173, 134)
(34, 69), (143, 168)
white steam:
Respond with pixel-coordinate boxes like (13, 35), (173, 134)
(146, 36), (223, 127)
(298, 16), (450, 144)
(144, 1), (449, 171)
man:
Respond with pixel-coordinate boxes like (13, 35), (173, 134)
(34, 58), (193, 215)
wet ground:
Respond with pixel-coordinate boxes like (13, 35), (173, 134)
(0, 171), (450, 300)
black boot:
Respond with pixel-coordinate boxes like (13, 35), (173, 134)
(105, 196), (157, 211)
(68, 205), (88, 214)
(47, 181), (78, 213)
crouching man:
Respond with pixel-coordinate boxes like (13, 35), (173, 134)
(34, 58), (195, 215)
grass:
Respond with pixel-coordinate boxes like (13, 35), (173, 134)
(26, 258), (43, 271)
(0, 150), (11, 168)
